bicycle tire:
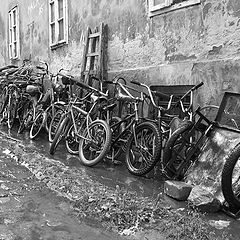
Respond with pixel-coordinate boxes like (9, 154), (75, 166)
(221, 143), (240, 209)
(49, 116), (69, 155)
(45, 107), (53, 133)
(65, 114), (91, 155)
(0, 87), (8, 114)
(29, 111), (45, 139)
(48, 109), (65, 143)
(162, 121), (201, 180)
(78, 119), (111, 166)
(7, 95), (17, 129)
(125, 121), (161, 176)
(18, 100), (34, 134)
(45, 104), (65, 133)
(106, 116), (125, 160)
(65, 124), (79, 155)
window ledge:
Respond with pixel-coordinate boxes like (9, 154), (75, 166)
(50, 41), (67, 50)
(149, 0), (201, 18)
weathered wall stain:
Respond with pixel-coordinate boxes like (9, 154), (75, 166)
(27, 0), (44, 18)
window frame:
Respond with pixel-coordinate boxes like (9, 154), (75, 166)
(8, 6), (20, 59)
(149, 0), (201, 17)
(149, 0), (173, 12)
(49, 0), (68, 49)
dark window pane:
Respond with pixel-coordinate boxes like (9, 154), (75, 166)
(9, 29), (12, 43)
(50, 2), (55, 22)
(13, 26), (16, 41)
(13, 10), (16, 25)
(9, 13), (12, 28)
(154, 0), (166, 5)
(58, 19), (64, 40)
(14, 42), (17, 57)
(9, 45), (12, 57)
(58, 0), (63, 18)
(51, 24), (55, 43)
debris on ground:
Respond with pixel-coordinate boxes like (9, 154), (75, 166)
(209, 220), (230, 230)
(164, 180), (193, 201)
(188, 185), (222, 213)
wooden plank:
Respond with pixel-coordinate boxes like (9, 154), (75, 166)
(98, 22), (104, 83)
(86, 52), (99, 57)
(89, 32), (100, 38)
(81, 27), (91, 80)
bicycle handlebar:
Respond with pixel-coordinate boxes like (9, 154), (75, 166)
(130, 80), (204, 113)
(0, 65), (18, 72)
(130, 80), (173, 111)
(179, 82), (204, 101)
(58, 72), (108, 97)
(193, 82), (203, 91)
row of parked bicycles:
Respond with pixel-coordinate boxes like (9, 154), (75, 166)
(1, 60), (240, 211)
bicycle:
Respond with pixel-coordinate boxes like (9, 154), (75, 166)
(49, 73), (112, 166)
(162, 100), (221, 180)
(29, 67), (70, 139)
(104, 79), (162, 175)
(128, 81), (206, 175)
(1, 79), (41, 130)
(0, 60), (45, 131)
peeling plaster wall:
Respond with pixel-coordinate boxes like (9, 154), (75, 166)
(0, 0), (240, 105)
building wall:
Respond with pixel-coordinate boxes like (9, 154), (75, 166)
(0, 0), (240, 106)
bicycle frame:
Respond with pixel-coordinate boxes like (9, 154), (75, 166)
(110, 103), (139, 148)
(106, 80), (148, 157)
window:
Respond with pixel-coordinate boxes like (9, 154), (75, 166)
(8, 6), (20, 59)
(49, 0), (68, 48)
(149, 0), (201, 17)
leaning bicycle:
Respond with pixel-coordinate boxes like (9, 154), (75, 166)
(105, 79), (162, 176)
(49, 74), (112, 166)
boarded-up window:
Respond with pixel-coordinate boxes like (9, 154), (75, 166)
(49, 0), (68, 48)
(8, 6), (20, 59)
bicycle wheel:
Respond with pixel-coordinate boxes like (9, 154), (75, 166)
(49, 116), (69, 155)
(18, 100), (34, 134)
(0, 87), (8, 114)
(162, 121), (202, 180)
(45, 104), (65, 133)
(125, 121), (161, 176)
(7, 95), (18, 129)
(106, 116), (125, 160)
(78, 119), (111, 166)
(18, 101), (34, 133)
(48, 109), (65, 142)
(65, 124), (79, 155)
(66, 113), (92, 155)
(29, 111), (45, 139)
(221, 143), (240, 209)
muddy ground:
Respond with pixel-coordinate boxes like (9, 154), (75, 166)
(0, 128), (239, 240)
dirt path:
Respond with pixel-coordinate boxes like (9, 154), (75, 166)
(0, 138), (124, 240)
